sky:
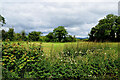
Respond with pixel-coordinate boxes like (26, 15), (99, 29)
(0, 0), (119, 38)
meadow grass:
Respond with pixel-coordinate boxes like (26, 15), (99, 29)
(2, 41), (120, 79)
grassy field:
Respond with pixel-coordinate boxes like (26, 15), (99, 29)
(2, 41), (120, 79)
(10, 41), (119, 54)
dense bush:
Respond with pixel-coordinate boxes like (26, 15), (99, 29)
(2, 42), (44, 78)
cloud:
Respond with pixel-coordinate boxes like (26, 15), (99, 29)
(1, 1), (118, 37)
(1, 0), (119, 2)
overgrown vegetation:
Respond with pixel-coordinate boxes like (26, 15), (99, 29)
(2, 41), (120, 79)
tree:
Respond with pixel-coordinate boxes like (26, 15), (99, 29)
(116, 16), (120, 41)
(2, 29), (7, 41)
(89, 14), (119, 42)
(0, 15), (6, 41)
(64, 35), (76, 42)
(14, 33), (22, 41)
(0, 15), (6, 26)
(53, 26), (68, 42)
(28, 31), (42, 41)
(7, 28), (14, 41)
(21, 30), (27, 41)
(45, 32), (55, 42)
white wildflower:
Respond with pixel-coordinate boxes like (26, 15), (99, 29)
(75, 51), (77, 53)
(88, 75), (92, 77)
(79, 51), (82, 53)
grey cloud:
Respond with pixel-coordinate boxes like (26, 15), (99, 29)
(1, 1), (118, 37)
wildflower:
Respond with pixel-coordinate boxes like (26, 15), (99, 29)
(61, 60), (63, 61)
(88, 75), (92, 77)
(104, 53), (106, 55)
(79, 51), (82, 53)
(93, 76), (96, 78)
(75, 51), (77, 53)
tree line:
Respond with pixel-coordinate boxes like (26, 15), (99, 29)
(89, 14), (120, 42)
(1, 26), (76, 42)
(1, 14), (120, 42)
(0, 15), (76, 42)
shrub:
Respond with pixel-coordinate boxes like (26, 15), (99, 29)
(2, 42), (44, 78)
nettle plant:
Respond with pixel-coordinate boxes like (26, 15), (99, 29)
(2, 42), (44, 78)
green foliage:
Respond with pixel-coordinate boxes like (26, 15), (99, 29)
(1, 26), (76, 42)
(2, 42), (44, 78)
(0, 15), (6, 26)
(28, 31), (42, 41)
(89, 14), (120, 42)
(53, 26), (68, 42)
(21, 30), (27, 41)
(45, 26), (76, 42)
(64, 35), (76, 42)
(2, 42), (119, 79)
(6, 28), (14, 41)
(45, 32), (55, 42)
(14, 33), (22, 41)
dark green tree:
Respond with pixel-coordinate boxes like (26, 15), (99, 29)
(0, 15), (6, 41)
(116, 16), (120, 41)
(89, 14), (119, 42)
(7, 28), (14, 41)
(2, 30), (7, 41)
(45, 32), (55, 42)
(14, 33), (22, 41)
(21, 30), (27, 41)
(0, 15), (6, 26)
(28, 31), (42, 41)
(53, 26), (68, 42)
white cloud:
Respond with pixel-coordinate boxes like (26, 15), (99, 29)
(1, 0), (119, 2)
(0, 1), (118, 37)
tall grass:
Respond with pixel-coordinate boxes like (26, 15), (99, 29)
(2, 41), (119, 79)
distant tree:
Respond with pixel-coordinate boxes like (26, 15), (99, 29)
(2, 29), (7, 41)
(7, 28), (14, 41)
(53, 26), (68, 42)
(21, 30), (27, 41)
(65, 35), (76, 42)
(45, 32), (55, 42)
(14, 33), (22, 41)
(28, 31), (42, 41)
